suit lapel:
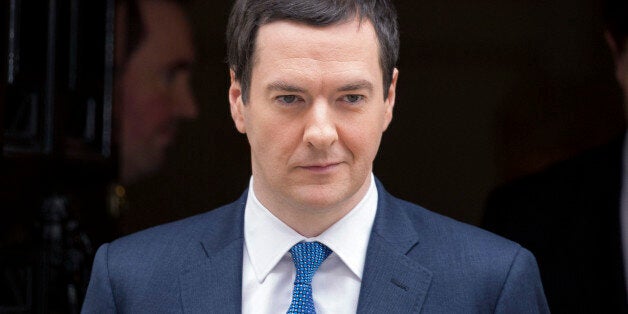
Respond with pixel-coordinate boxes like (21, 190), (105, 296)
(179, 192), (247, 313)
(179, 239), (243, 313)
(357, 180), (433, 313)
(357, 233), (432, 313)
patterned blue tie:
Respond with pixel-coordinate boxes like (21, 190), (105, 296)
(287, 241), (332, 314)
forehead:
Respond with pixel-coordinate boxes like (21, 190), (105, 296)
(252, 18), (381, 82)
(139, 0), (194, 57)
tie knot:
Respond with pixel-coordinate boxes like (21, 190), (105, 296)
(289, 242), (332, 284)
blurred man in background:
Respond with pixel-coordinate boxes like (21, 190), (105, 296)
(115, 0), (198, 185)
(483, 1), (628, 312)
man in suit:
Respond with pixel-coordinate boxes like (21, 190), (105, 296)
(483, 1), (628, 312)
(82, 0), (549, 312)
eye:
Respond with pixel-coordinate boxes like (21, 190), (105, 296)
(276, 95), (302, 105)
(161, 65), (191, 86)
(161, 69), (179, 85)
(341, 94), (364, 104)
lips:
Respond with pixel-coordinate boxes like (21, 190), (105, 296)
(300, 162), (342, 173)
(156, 123), (177, 147)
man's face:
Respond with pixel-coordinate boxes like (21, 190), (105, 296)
(229, 18), (397, 215)
(117, 0), (197, 184)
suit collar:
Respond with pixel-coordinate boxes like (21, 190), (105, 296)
(356, 179), (433, 313)
(179, 191), (247, 313)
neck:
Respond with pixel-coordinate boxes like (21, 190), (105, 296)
(253, 176), (372, 238)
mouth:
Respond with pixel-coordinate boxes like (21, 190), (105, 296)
(157, 124), (177, 147)
(300, 162), (342, 173)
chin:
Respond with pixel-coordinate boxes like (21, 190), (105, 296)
(290, 185), (354, 211)
(135, 153), (165, 179)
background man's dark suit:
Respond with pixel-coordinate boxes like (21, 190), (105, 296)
(483, 134), (627, 313)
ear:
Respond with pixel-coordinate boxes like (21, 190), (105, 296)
(605, 30), (621, 60)
(605, 31), (628, 86)
(229, 69), (247, 134)
(382, 68), (398, 131)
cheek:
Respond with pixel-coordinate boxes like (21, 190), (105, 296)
(121, 90), (171, 137)
(346, 126), (381, 156)
(244, 110), (305, 169)
(340, 112), (385, 160)
(248, 116), (297, 154)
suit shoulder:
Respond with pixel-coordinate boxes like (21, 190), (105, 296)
(105, 197), (245, 268)
(366, 185), (548, 312)
(86, 197), (245, 309)
(384, 196), (544, 309)
(391, 196), (523, 257)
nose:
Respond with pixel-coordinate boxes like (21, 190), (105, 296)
(173, 82), (198, 119)
(303, 100), (338, 149)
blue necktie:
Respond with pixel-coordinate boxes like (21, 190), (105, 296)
(287, 241), (332, 314)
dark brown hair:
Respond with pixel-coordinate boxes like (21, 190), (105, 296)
(226, 0), (399, 103)
(116, 0), (190, 70)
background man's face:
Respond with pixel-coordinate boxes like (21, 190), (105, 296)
(118, 0), (197, 184)
(230, 18), (397, 214)
(614, 42), (628, 110)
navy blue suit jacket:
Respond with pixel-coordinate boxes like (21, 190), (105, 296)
(82, 180), (548, 313)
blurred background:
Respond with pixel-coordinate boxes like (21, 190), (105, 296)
(1, 0), (625, 312)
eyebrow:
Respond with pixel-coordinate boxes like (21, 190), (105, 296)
(168, 60), (194, 72)
(337, 80), (373, 92)
(267, 81), (306, 93)
(267, 80), (374, 93)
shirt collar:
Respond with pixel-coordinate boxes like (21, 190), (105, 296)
(244, 174), (378, 283)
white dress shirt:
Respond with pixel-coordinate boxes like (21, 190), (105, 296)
(242, 174), (378, 314)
